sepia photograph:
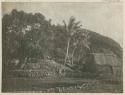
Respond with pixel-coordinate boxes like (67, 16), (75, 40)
(1, 2), (123, 93)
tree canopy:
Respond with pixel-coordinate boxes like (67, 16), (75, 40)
(2, 9), (122, 71)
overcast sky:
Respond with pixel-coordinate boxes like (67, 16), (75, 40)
(2, 2), (123, 47)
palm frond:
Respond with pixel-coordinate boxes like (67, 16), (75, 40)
(82, 39), (90, 50)
(68, 16), (76, 30)
(63, 20), (69, 32)
(63, 20), (67, 29)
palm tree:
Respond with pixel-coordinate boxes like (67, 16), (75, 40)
(71, 29), (90, 64)
(63, 16), (82, 65)
(77, 30), (90, 64)
(71, 40), (78, 65)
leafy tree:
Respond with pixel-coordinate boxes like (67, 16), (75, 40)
(63, 16), (82, 65)
(2, 9), (52, 69)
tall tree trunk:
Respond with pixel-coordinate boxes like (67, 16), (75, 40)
(64, 38), (71, 65)
(71, 46), (77, 65)
(78, 47), (82, 64)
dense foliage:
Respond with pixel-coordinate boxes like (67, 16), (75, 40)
(2, 9), (122, 71)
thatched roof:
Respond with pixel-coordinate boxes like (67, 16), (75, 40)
(89, 53), (118, 66)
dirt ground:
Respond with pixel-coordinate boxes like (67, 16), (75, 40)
(2, 77), (123, 93)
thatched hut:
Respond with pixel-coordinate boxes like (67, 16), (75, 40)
(82, 53), (122, 80)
